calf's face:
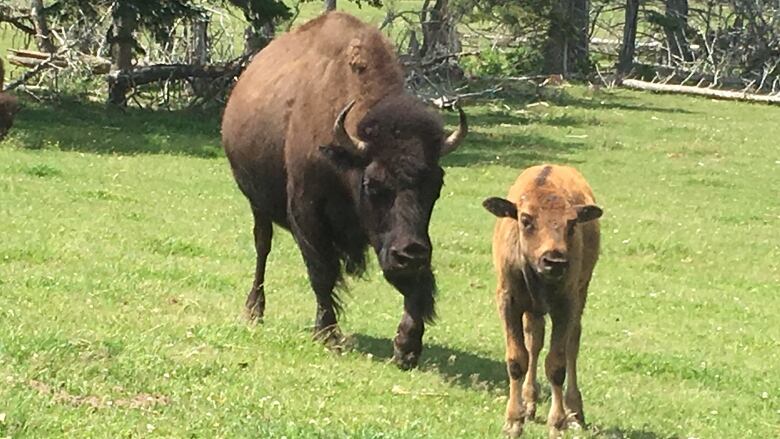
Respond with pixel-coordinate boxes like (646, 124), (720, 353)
(484, 191), (602, 282)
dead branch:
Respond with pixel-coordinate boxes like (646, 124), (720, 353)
(0, 7), (35, 35)
(403, 50), (480, 69)
(4, 54), (58, 91)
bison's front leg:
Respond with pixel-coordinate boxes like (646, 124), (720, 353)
(388, 271), (436, 370)
(289, 200), (344, 347)
(304, 253), (344, 346)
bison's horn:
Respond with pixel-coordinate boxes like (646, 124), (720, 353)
(333, 100), (368, 153)
(440, 105), (468, 156)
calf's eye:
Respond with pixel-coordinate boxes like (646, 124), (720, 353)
(520, 214), (534, 231)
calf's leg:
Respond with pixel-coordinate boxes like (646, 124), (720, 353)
(564, 317), (585, 426)
(498, 290), (530, 437)
(546, 306), (571, 436)
(522, 311), (544, 420)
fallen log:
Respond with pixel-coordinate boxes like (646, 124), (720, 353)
(8, 49), (53, 60)
(8, 54), (68, 69)
(108, 62), (246, 88)
(621, 79), (780, 105)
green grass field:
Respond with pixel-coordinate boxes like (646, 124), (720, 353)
(1, 84), (778, 438)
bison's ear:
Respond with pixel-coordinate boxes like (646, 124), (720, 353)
(319, 144), (368, 169)
(483, 197), (517, 219)
(575, 204), (603, 223)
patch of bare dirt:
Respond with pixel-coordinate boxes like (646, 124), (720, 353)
(28, 379), (169, 409)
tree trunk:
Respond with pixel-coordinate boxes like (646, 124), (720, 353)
(324, 0), (336, 12)
(243, 20), (274, 56)
(665, 0), (692, 63)
(30, 0), (56, 53)
(190, 16), (210, 97)
(189, 17), (209, 65)
(544, 0), (590, 76)
(617, 0), (640, 74)
(421, 0), (446, 58)
(416, 0), (463, 80)
(108, 1), (137, 106)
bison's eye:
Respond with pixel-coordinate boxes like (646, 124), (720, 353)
(364, 178), (393, 202)
(520, 214), (534, 232)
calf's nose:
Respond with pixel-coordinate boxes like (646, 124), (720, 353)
(539, 250), (568, 278)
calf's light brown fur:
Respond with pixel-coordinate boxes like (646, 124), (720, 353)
(483, 164), (602, 437)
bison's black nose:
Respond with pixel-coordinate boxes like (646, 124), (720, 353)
(539, 251), (568, 279)
(389, 242), (431, 271)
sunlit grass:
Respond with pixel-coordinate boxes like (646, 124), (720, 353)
(1, 86), (778, 438)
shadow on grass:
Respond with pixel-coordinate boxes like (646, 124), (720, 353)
(353, 333), (507, 391)
(443, 129), (586, 168)
(546, 90), (694, 114)
(11, 98), (223, 158)
(591, 426), (680, 439)
(8, 87), (689, 164)
(354, 334), (678, 439)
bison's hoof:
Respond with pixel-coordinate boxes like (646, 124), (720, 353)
(244, 306), (265, 323)
(502, 419), (524, 438)
(313, 325), (347, 351)
(244, 296), (265, 323)
(392, 348), (420, 370)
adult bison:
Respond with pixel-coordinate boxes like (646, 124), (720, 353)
(483, 164), (602, 437)
(0, 59), (19, 140)
(221, 12), (467, 369)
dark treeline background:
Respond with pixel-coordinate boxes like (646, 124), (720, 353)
(1, 0), (778, 107)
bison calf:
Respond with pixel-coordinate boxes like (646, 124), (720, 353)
(0, 58), (19, 140)
(483, 164), (602, 437)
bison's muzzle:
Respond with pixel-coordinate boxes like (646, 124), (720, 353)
(538, 250), (569, 281)
(383, 240), (431, 276)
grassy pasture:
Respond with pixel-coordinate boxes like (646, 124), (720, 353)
(1, 85), (778, 438)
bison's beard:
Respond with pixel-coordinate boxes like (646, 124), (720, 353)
(385, 268), (437, 323)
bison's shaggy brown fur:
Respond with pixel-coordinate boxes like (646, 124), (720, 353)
(0, 59), (19, 140)
(484, 164), (602, 437)
(221, 12), (466, 369)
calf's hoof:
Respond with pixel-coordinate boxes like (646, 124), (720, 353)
(564, 410), (585, 430)
(547, 412), (580, 438)
(502, 419), (524, 438)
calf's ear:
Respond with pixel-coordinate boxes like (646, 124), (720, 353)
(575, 204), (603, 223)
(483, 197), (517, 219)
(318, 144), (368, 169)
